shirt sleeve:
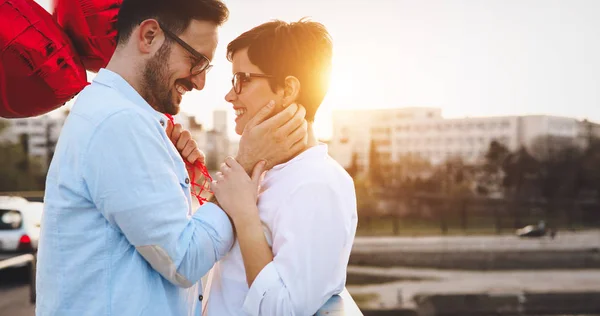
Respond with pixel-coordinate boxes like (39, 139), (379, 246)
(242, 182), (353, 316)
(82, 109), (233, 288)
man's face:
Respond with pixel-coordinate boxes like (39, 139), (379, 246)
(225, 48), (283, 135)
(141, 20), (218, 115)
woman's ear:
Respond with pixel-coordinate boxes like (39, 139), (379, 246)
(281, 76), (301, 107)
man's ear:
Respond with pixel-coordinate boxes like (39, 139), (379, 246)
(281, 76), (300, 107)
(136, 19), (163, 54)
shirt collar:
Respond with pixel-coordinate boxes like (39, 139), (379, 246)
(270, 143), (329, 171)
(93, 68), (167, 124)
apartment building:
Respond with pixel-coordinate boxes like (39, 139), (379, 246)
(329, 107), (598, 173)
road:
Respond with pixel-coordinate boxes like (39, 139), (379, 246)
(353, 230), (600, 252)
(348, 266), (600, 310)
(0, 266), (34, 316)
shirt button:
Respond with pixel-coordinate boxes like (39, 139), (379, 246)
(185, 178), (190, 184)
(198, 295), (203, 301)
(160, 120), (165, 127)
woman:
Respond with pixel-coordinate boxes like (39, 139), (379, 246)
(205, 19), (358, 316)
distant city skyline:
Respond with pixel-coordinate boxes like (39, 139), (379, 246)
(38, 0), (600, 140)
(327, 108), (600, 179)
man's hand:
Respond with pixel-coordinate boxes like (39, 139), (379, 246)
(165, 120), (208, 194)
(165, 120), (205, 165)
(236, 101), (308, 174)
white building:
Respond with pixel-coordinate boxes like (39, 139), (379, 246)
(329, 107), (599, 173)
(177, 110), (234, 171)
(212, 110), (228, 134)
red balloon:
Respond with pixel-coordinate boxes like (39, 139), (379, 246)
(53, 0), (121, 72)
(0, 0), (88, 118)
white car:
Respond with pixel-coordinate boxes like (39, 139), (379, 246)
(0, 196), (43, 263)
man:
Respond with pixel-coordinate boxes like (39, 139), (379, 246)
(36, 1), (307, 315)
(207, 20), (358, 316)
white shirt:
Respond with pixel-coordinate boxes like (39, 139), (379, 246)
(205, 144), (358, 316)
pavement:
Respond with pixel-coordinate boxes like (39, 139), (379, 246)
(348, 231), (600, 315)
(0, 267), (34, 316)
(347, 266), (600, 307)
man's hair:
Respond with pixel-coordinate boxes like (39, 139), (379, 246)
(116, 0), (229, 45)
(227, 19), (333, 122)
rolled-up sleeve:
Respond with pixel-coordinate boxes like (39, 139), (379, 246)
(242, 183), (351, 316)
(82, 109), (233, 288)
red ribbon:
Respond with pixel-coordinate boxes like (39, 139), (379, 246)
(165, 114), (212, 205)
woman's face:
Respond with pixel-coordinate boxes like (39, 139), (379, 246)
(224, 48), (284, 135)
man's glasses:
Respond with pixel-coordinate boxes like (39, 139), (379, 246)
(158, 22), (212, 76)
(232, 72), (274, 94)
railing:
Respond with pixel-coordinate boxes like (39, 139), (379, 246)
(0, 191), (45, 202)
(0, 253), (36, 304)
(359, 194), (600, 236)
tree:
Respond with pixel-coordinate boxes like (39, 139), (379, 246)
(346, 151), (359, 179)
(0, 121), (46, 191)
(477, 140), (511, 196)
(530, 135), (583, 200)
(394, 154), (433, 180)
(499, 146), (539, 228)
(581, 138), (600, 198)
(541, 147), (583, 200)
(484, 140), (510, 173)
(368, 139), (383, 185)
(441, 157), (472, 197)
(354, 177), (377, 215)
(502, 146), (539, 200)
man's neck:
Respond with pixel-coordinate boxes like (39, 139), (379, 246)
(105, 50), (144, 100)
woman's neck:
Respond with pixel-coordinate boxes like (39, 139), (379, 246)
(306, 122), (318, 148)
(275, 122), (318, 166)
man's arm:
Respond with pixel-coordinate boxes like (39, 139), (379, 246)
(82, 110), (233, 287)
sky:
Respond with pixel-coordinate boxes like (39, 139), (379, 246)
(37, 0), (600, 139)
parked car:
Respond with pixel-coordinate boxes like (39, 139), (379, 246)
(0, 196), (43, 264)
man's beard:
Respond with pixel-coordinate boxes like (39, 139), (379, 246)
(141, 43), (178, 115)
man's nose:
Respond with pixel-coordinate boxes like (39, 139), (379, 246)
(190, 71), (206, 91)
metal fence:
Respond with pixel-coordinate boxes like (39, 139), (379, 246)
(359, 195), (600, 236)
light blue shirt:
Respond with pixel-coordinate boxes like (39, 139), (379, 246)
(36, 69), (234, 316)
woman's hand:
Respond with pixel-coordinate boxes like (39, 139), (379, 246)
(210, 157), (266, 222)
